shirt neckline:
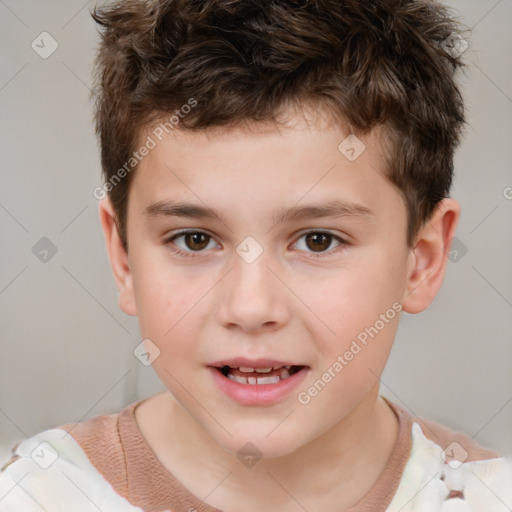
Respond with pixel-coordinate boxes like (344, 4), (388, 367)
(118, 395), (412, 512)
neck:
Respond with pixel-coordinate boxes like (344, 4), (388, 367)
(136, 386), (399, 511)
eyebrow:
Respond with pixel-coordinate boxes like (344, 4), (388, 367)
(143, 199), (376, 225)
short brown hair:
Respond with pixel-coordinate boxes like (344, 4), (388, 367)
(91, 0), (467, 251)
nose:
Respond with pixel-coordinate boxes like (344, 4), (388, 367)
(215, 249), (290, 334)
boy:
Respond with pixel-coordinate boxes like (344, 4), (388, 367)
(1, 0), (510, 510)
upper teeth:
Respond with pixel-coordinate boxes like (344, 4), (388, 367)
(227, 366), (293, 385)
(238, 366), (291, 373)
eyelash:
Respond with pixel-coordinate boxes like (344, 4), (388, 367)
(164, 229), (348, 259)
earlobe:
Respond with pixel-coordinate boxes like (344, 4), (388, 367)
(401, 198), (461, 314)
(98, 196), (137, 316)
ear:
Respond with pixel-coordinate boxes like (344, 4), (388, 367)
(401, 198), (461, 314)
(98, 196), (137, 316)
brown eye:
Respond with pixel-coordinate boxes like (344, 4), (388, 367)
(293, 231), (346, 257)
(183, 232), (210, 251)
(304, 232), (332, 252)
(166, 231), (217, 255)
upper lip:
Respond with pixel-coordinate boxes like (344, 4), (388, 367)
(208, 357), (307, 369)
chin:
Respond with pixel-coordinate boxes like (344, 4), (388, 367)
(211, 423), (310, 461)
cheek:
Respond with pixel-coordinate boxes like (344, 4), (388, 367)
(131, 255), (206, 349)
(298, 252), (403, 380)
(301, 255), (399, 332)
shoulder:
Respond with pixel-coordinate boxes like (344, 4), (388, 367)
(386, 397), (501, 463)
(390, 423), (512, 511)
(384, 399), (511, 511)
(0, 405), (143, 511)
(58, 408), (129, 495)
(416, 415), (500, 463)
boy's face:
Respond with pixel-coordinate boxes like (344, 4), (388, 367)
(107, 112), (416, 456)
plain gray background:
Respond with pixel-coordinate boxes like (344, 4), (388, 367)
(1, 0), (511, 463)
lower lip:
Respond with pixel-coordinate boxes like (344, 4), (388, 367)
(208, 366), (309, 406)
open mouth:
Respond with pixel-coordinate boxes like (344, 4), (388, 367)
(216, 365), (306, 385)
(208, 360), (310, 405)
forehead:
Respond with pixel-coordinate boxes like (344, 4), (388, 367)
(130, 113), (404, 230)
